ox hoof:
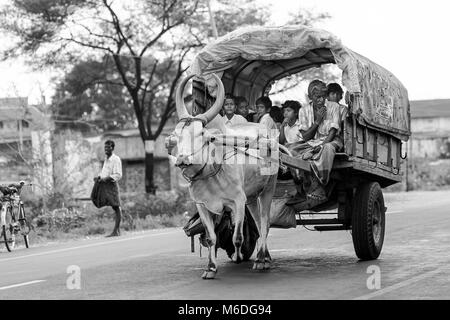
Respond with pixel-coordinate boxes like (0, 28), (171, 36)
(252, 261), (269, 271)
(253, 261), (270, 270)
(231, 252), (243, 264)
(201, 269), (217, 280)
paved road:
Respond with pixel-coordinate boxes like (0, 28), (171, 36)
(0, 190), (449, 300)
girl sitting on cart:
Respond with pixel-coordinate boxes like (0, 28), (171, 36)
(285, 80), (343, 208)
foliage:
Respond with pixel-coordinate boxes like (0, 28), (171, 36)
(285, 8), (331, 27)
(407, 158), (450, 191)
(0, 0), (332, 192)
(0, 0), (206, 192)
(25, 189), (194, 243)
(51, 57), (136, 131)
(34, 207), (87, 233)
(385, 158), (450, 192)
(208, 0), (269, 37)
(121, 189), (196, 219)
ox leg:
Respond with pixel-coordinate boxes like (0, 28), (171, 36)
(245, 200), (265, 270)
(197, 204), (218, 280)
(253, 176), (277, 270)
(231, 202), (245, 263)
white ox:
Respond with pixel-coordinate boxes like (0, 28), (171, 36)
(167, 74), (278, 279)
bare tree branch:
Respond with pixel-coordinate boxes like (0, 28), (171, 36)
(102, 0), (136, 57)
(74, 21), (119, 45)
(140, 61), (158, 109)
(61, 34), (115, 55)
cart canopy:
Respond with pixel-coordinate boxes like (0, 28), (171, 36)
(190, 25), (410, 141)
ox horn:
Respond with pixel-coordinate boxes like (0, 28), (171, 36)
(195, 73), (225, 124)
(175, 74), (195, 119)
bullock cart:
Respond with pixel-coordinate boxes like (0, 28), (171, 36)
(185, 25), (411, 263)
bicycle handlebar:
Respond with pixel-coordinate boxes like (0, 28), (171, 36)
(0, 181), (32, 195)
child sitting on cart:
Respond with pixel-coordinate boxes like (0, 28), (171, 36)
(279, 100), (303, 145)
(327, 83), (348, 125)
(285, 80), (343, 208)
(255, 96), (277, 130)
(222, 94), (248, 127)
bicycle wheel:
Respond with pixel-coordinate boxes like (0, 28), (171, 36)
(18, 204), (30, 248)
(2, 207), (15, 252)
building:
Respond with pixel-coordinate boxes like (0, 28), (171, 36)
(409, 99), (450, 159)
(99, 122), (186, 194)
(0, 97), (53, 188)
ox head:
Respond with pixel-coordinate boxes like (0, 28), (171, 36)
(166, 73), (224, 177)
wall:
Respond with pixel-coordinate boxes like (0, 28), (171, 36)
(99, 124), (181, 193)
(0, 140), (33, 184)
(52, 130), (102, 199)
(409, 117), (450, 159)
(411, 117), (450, 133)
(0, 120), (31, 142)
(408, 137), (450, 159)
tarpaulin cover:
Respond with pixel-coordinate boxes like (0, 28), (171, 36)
(190, 25), (410, 140)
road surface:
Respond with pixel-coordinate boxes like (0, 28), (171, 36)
(0, 190), (449, 300)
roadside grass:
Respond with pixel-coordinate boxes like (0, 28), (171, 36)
(24, 213), (191, 247)
(22, 189), (195, 246)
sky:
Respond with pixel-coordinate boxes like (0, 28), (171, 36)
(0, 0), (449, 103)
(262, 0), (450, 101)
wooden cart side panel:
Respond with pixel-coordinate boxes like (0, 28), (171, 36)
(343, 115), (403, 173)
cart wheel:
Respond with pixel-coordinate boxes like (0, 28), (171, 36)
(351, 182), (385, 261)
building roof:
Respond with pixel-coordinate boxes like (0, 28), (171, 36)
(102, 123), (176, 138)
(410, 99), (450, 119)
(0, 97), (28, 108)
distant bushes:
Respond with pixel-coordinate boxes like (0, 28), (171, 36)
(386, 158), (450, 192)
(407, 158), (450, 191)
(121, 189), (196, 219)
(23, 188), (195, 243)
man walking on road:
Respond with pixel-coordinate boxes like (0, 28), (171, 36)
(91, 140), (123, 237)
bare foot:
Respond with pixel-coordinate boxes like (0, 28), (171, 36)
(106, 230), (120, 237)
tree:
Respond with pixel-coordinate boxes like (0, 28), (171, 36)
(0, 0), (329, 193)
(269, 8), (337, 96)
(52, 56), (136, 132)
(0, 0), (208, 194)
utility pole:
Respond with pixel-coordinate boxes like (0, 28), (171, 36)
(18, 119), (23, 151)
(207, 0), (219, 39)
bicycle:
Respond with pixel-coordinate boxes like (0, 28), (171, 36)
(0, 181), (32, 252)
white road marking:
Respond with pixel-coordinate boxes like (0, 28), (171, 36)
(0, 230), (180, 263)
(354, 268), (444, 300)
(0, 280), (46, 291)
(386, 210), (403, 214)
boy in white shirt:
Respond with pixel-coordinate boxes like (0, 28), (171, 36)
(222, 94), (247, 126)
(279, 100), (303, 145)
(327, 83), (347, 125)
(255, 96), (277, 130)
